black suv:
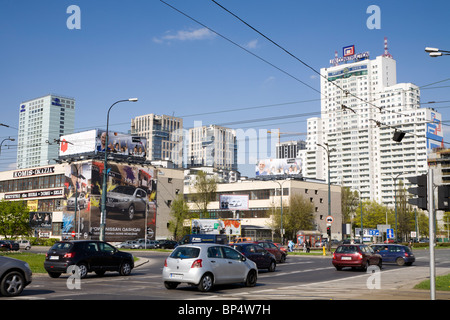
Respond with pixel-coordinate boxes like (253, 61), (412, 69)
(44, 240), (134, 279)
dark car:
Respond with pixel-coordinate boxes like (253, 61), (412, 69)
(332, 244), (382, 271)
(230, 243), (276, 272)
(44, 240), (134, 279)
(4, 240), (19, 251)
(0, 256), (32, 297)
(155, 240), (178, 249)
(370, 244), (415, 266)
(0, 240), (12, 251)
(251, 241), (286, 263)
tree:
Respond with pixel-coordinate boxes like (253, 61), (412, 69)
(353, 200), (394, 230)
(0, 200), (31, 238)
(341, 187), (360, 224)
(190, 171), (218, 219)
(168, 194), (191, 240)
(270, 193), (315, 241)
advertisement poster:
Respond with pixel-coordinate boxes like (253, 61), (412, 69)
(219, 194), (249, 210)
(89, 161), (157, 242)
(255, 158), (302, 177)
(59, 129), (147, 161)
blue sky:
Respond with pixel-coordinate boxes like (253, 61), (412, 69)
(1, 0), (450, 176)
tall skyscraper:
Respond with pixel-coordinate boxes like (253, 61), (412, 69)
(305, 40), (443, 205)
(17, 94), (75, 169)
(188, 124), (237, 171)
(130, 114), (183, 167)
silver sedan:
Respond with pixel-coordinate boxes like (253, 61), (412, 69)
(162, 243), (258, 292)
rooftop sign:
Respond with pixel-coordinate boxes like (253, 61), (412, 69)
(330, 45), (370, 65)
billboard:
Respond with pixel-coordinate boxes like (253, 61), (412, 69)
(219, 194), (249, 210)
(255, 158), (302, 177)
(191, 219), (225, 234)
(59, 129), (147, 160)
(89, 161), (157, 241)
(59, 160), (157, 241)
(190, 219), (241, 236)
(426, 111), (444, 151)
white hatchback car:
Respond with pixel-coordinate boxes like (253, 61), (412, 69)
(162, 243), (258, 292)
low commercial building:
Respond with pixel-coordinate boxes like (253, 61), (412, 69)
(184, 177), (342, 241)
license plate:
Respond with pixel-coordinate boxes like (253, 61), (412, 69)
(341, 256), (352, 260)
(49, 256), (59, 260)
(170, 273), (183, 279)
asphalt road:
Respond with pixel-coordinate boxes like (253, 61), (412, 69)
(10, 247), (450, 301)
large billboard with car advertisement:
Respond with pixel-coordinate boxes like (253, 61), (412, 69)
(88, 161), (157, 242)
(60, 160), (157, 242)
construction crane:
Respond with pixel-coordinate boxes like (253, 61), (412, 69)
(267, 129), (305, 144)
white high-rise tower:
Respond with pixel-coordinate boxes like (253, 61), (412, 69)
(305, 40), (443, 205)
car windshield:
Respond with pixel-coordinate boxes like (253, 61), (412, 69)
(111, 185), (136, 195)
(170, 246), (200, 259)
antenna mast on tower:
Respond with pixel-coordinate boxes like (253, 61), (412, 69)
(382, 37), (393, 58)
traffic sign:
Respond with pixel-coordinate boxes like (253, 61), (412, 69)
(71, 231), (76, 237)
(387, 228), (394, 239)
(326, 216), (334, 224)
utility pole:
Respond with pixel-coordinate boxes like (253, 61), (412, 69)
(428, 168), (436, 300)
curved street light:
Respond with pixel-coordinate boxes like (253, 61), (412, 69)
(99, 98), (138, 241)
(425, 47), (450, 57)
(0, 137), (15, 156)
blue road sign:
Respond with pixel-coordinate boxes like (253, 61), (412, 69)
(387, 228), (394, 239)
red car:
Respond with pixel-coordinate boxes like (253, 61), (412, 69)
(332, 244), (382, 271)
(250, 241), (286, 263)
(274, 243), (288, 254)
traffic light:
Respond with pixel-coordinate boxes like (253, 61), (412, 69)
(407, 174), (428, 210)
(326, 226), (331, 236)
(437, 185), (450, 210)
(392, 130), (406, 142)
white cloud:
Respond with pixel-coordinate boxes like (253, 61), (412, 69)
(244, 39), (258, 49)
(153, 27), (216, 43)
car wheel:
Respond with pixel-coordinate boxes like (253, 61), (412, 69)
(0, 271), (25, 297)
(377, 259), (383, 270)
(268, 260), (276, 272)
(245, 270), (257, 287)
(164, 281), (179, 289)
(197, 273), (213, 292)
(335, 266), (343, 271)
(361, 261), (369, 271)
(127, 205), (135, 220)
(396, 257), (405, 266)
(77, 263), (89, 279)
(119, 261), (132, 276)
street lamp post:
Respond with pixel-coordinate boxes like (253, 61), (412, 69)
(99, 98), (138, 241)
(0, 137), (15, 156)
(383, 172), (411, 243)
(317, 143), (335, 245)
(274, 179), (290, 245)
(425, 47), (450, 57)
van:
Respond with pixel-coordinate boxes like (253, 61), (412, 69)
(179, 234), (228, 245)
